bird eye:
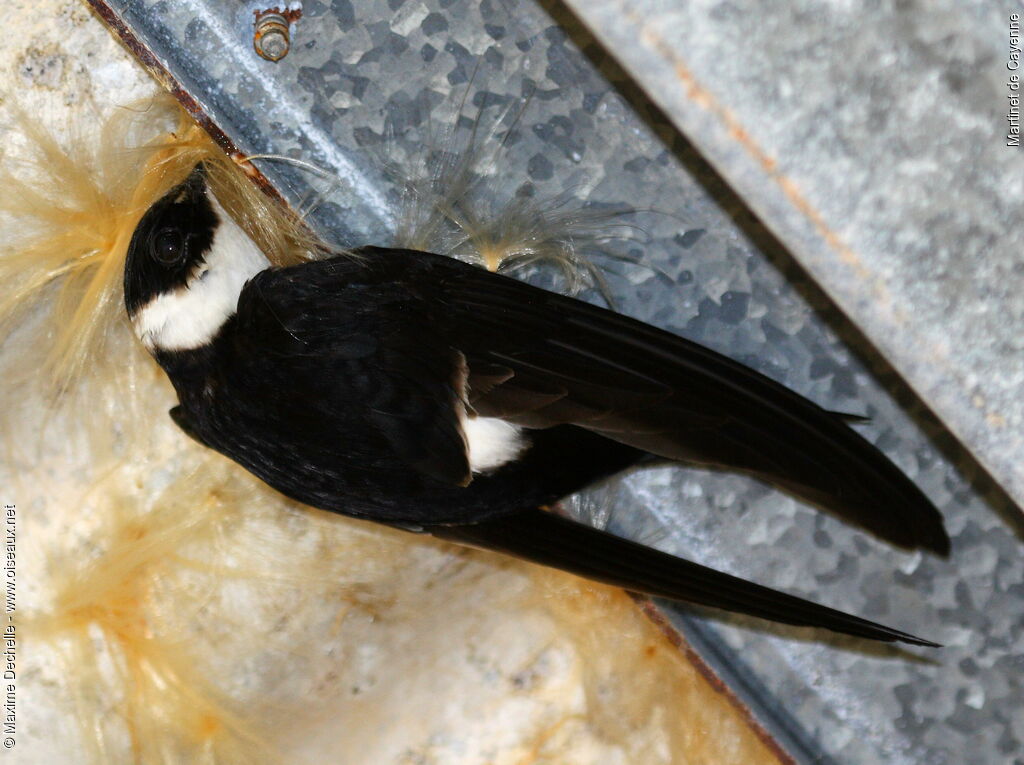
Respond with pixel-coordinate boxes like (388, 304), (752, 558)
(151, 228), (185, 265)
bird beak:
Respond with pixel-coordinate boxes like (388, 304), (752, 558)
(164, 162), (208, 207)
(180, 162), (208, 200)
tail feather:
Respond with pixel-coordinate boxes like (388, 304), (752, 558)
(433, 508), (938, 647)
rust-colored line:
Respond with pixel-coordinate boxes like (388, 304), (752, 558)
(630, 594), (798, 765)
(608, 2), (1013, 440)
(84, 0), (286, 205)
(625, 5), (874, 284)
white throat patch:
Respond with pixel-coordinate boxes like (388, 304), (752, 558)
(132, 194), (270, 352)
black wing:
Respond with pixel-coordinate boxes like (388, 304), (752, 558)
(239, 247), (948, 554)
(434, 508), (938, 647)
(370, 247), (947, 554)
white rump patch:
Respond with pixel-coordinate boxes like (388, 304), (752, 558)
(133, 194), (270, 352)
(463, 416), (526, 473)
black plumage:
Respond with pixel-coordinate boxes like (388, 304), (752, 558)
(124, 166), (949, 646)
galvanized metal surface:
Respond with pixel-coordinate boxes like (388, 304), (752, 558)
(89, 0), (1023, 763)
(561, 0), (1024, 518)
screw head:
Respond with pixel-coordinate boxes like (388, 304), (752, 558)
(254, 14), (290, 62)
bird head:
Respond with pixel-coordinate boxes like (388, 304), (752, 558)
(124, 163), (269, 354)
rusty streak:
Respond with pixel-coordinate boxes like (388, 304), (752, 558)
(630, 594), (798, 765)
(84, 0), (288, 206)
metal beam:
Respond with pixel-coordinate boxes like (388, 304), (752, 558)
(562, 0), (1024, 511)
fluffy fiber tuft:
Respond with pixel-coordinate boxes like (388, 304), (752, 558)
(381, 98), (636, 296)
(0, 95), (316, 400)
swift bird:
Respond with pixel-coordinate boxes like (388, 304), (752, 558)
(124, 164), (949, 646)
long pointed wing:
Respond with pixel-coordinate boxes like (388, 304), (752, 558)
(434, 508), (938, 647)
(396, 248), (948, 554)
(240, 247), (948, 553)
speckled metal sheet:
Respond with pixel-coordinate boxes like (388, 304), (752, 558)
(88, 1), (1024, 763)
(560, 0), (1024, 522)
